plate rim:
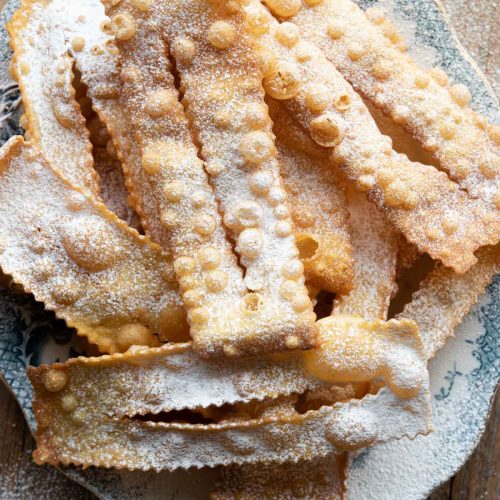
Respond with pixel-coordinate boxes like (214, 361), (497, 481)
(0, 0), (498, 498)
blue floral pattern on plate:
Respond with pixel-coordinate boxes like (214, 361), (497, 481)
(346, 277), (499, 499)
(0, 0), (498, 498)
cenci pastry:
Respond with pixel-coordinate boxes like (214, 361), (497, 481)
(0, 0), (497, 494)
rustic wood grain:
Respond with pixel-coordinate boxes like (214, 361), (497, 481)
(427, 391), (499, 500)
(0, 0), (498, 498)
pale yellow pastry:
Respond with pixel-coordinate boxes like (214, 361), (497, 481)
(240, 0), (499, 273)
(101, 0), (319, 357)
(8, 2), (98, 194)
(269, 98), (354, 294)
(0, 137), (188, 353)
(280, 0), (499, 217)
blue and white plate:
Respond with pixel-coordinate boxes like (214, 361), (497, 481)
(0, 0), (498, 498)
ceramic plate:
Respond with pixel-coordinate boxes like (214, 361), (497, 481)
(0, 0), (498, 498)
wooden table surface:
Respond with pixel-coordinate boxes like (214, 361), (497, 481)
(0, 0), (498, 498)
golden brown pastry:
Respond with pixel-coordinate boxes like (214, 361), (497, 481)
(8, 2), (98, 194)
(280, 0), (499, 217)
(100, 0), (319, 358)
(28, 344), (431, 470)
(0, 137), (188, 353)
(240, 0), (499, 273)
(398, 244), (500, 358)
(269, 98), (354, 294)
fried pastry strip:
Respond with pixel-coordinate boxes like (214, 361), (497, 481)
(240, 0), (498, 273)
(89, 104), (167, 246)
(29, 344), (319, 415)
(27, 310), (428, 420)
(366, 102), (438, 167)
(7, 1), (98, 195)
(268, 98), (354, 294)
(156, 0), (304, 297)
(38, 0), (172, 251)
(29, 348), (431, 470)
(398, 244), (500, 358)
(281, 0), (499, 211)
(28, 267), (429, 470)
(307, 315), (425, 398)
(277, 150), (352, 294)
(215, 189), (400, 499)
(0, 137), (187, 353)
(61, 0), (348, 297)
(334, 189), (398, 320)
(97, 0), (318, 357)
(306, 201), (417, 401)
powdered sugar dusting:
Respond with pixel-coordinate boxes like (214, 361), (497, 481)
(0, 0), (496, 494)
(55, 0), (172, 250)
(29, 359), (431, 471)
(398, 245), (500, 358)
(269, 98), (354, 295)
(0, 137), (186, 354)
(346, 285), (497, 500)
(90, 0), (317, 357)
(246, 0), (498, 273)
(7, 2), (98, 194)
(335, 189), (398, 320)
(291, 0), (499, 218)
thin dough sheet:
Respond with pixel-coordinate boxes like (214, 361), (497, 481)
(241, 0), (499, 273)
(284, 0), (499, 217)
(29, 357), (431, 471)
(398, 244), (500, 358)
(7, 0), (98, 195)
(99, 0), (319, 357)
(334, 188), (398, 321)
(0, 136), (188, 354)
(269, 98), (354, 294)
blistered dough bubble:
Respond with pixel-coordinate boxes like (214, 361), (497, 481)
(325, 406), (378, 450)
(111, 13), (137, 41)
(171, 37), (196, 65)
(207, 21), (236, 49)
(240, 131), (275, 164)
(265, 0), (301, 18)
(237, 228), (264, 258)
(115, 323), (153, 352)
(309, 115), (343, 147)
(263, 62), (301, 100)
(43, 369), (68, 393)
(61, 216), (123, 272)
